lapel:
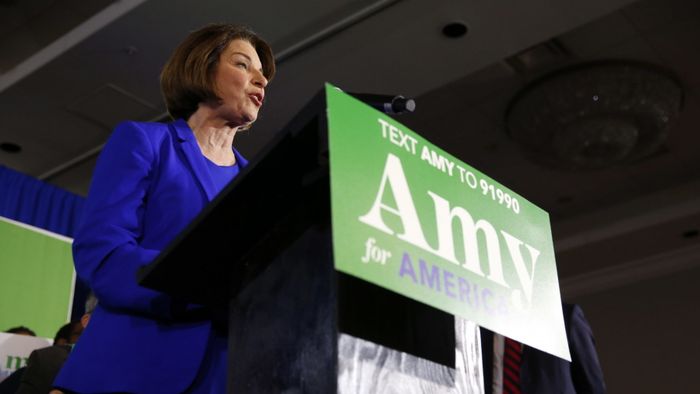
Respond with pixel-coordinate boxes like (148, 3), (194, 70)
(171, 119), (217, 201)
(233, 147), (249, 169)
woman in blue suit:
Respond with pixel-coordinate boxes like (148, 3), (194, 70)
(53, 24), (275, 394)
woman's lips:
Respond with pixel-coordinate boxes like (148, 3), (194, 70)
(248, 93), (263, 107)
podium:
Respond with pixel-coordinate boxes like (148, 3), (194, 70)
(138, 90), (484, 393)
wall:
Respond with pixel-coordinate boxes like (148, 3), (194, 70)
(570, 264), (700, 393)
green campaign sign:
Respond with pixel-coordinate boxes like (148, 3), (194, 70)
(326, 84), (570, 360)
(0, 217), (75, 339)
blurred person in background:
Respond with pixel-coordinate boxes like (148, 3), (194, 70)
(16, 293), (97, 394)
(3, 327), (36, 337)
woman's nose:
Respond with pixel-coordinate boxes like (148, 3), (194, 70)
(253, 69), (268, 88)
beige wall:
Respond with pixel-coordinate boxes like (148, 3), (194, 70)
(570, 264), (700, 393)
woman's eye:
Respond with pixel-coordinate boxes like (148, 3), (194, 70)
(236, 62), (249, 70)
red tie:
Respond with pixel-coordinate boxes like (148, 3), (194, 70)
(502, 337), (522, 394)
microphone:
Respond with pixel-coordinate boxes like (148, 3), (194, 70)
(346, 92), (417, 115)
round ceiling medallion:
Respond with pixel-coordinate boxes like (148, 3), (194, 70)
(505, 61), (683, 170)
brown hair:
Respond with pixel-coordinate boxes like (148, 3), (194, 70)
(160, 23), (275, 121)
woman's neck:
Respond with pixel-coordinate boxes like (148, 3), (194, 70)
(187, 106), (239, 166)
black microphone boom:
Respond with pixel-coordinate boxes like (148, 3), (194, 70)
(346, 92), (416, 115)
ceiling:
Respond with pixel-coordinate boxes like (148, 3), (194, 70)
(1, 0), (699, 299)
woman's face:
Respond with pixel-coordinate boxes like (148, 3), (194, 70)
(212, 39), (268, 126)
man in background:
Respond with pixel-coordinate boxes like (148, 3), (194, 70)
(481, 303), (606, 393)
(3, 327), (36, 337)
(0, 327), (38, 393)
(15, 293), (97, 394)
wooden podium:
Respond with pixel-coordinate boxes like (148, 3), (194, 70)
(138, 91), (483, 393)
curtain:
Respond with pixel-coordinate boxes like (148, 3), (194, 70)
(0, 165), (84, 237)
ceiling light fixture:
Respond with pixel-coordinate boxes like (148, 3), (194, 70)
(505, 61), (683, 170)
(442, 22), (468, 38)
(0, 142), (22, 153)
(682, 229), (699, 239)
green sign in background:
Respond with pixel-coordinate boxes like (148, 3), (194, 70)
(0, 217), (75, 338)
(326, 84), (570, 360)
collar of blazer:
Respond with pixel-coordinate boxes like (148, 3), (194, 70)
(171, 118), (219, 201)
(169, 119), (250, 201)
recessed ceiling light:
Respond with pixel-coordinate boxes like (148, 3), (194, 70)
(682, 229), (699, 239)
(442, 22), (468, 38)
(0, 142), (22, 153)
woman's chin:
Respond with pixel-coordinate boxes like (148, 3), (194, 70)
(240, 110), (259, 126)
(243, 113), (256, 124)
(220, 112), (255, 129)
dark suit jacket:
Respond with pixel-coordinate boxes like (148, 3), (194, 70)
(0, 367), (24, 394)
(54, 120), (247, 393)
(481, 303), (606, 393)
(16, 345), (71, 394)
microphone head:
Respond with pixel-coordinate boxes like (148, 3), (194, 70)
(346, 92), (416, 115)
(391, 96), (416, 114)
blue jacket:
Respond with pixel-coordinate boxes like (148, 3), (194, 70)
(54, 119), (247, 393)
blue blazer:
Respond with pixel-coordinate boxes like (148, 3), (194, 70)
(54, 119), (247, 393)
